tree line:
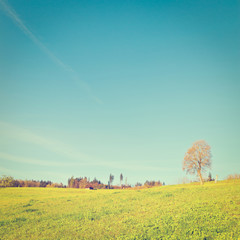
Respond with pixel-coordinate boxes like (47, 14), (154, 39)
(0, 174), (165, 189)
(68, 174), (165, 189)
(0, 176), (64, 188)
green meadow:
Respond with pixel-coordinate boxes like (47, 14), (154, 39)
(0, 180), (240, 240)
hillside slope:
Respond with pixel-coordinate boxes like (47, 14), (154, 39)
(0, 180), (240, 239)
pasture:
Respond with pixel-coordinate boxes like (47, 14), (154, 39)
(0, 180), (240, 239)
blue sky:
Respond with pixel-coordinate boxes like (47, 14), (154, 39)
(0, 0), (239, 185)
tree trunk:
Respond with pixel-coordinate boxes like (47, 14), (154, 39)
(198, 171), (204, 185)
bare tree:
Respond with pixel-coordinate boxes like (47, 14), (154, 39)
(120, 173), (123, 188)
(109, 174), (114, 189)
(183, 140), (211, 185)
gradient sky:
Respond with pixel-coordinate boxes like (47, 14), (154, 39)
(0, 0), (239, 185)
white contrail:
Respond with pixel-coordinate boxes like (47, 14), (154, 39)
(0, 121), (175, 172)
(0, 152), (69, 167)
(0, 121), (92, 162)
(0, 121), (118, 168)
(0, 0), (102, 104)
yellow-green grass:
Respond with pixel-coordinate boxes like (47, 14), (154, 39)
(0, 180), (240, 239)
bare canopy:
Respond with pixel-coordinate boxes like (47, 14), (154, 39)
(183, 140), (212, 185)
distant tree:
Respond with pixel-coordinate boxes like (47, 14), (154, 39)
(183, 140), (212, 185)
(208, 172), (214, 181)
(68, 176), (75, 188)
(120, 173), (123, 188)
(92, 177), (98, 183)
(109, 174), (114, 189)
(0, 175), (15, 187)
(144, 180), (150, 186)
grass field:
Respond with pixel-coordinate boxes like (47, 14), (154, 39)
(0, 180), (240, 239)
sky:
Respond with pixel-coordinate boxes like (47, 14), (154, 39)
(0, 0), (239, 185)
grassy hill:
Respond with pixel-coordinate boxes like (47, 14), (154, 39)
(0, 180), (240, 239)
